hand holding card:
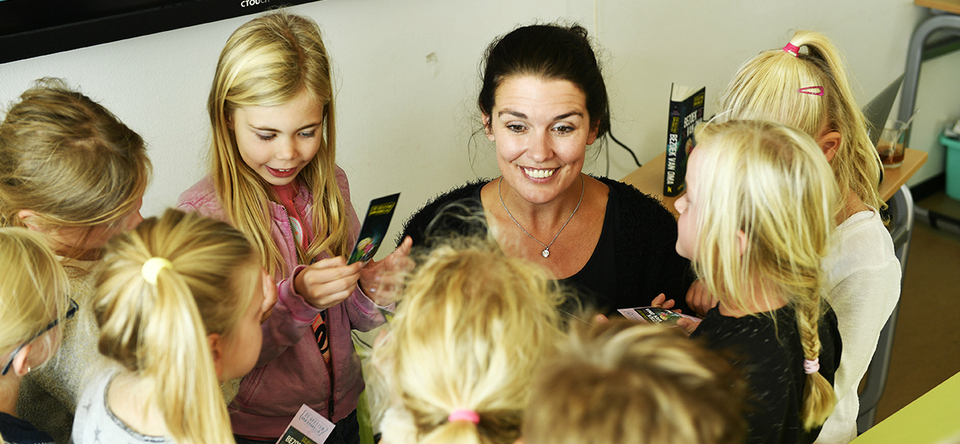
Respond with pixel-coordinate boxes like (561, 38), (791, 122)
(360, 236), (413, 306)
(294, 256), (362, 310)
(618, 306), (700, 327)
(348, 193), (414, 306)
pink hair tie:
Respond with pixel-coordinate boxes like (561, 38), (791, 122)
(783, 43), (800, 57)
(448, 409), (480, 425)
(803, 358), (820, 375)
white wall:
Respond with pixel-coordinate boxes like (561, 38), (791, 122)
(901, 51), (960, 187)
(2, 0), (953, 255)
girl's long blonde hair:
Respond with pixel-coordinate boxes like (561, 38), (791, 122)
(691, 120), (838, 429)
(370, 238), (564, 444)
(0, 78), (151, 250)
(720, 30), (883, 212)
(208, 11), (349, 277)
(0, 227), (70, 368)
(94, 209), (258, 444)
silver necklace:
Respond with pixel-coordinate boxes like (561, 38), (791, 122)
(498, 174), (584, 258)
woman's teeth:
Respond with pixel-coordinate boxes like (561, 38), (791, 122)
(524, 168), (555, 179)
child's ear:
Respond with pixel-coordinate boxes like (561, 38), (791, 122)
(17, 210), (40, 230)
(818, 131), (841, 162)
(208, 333), (225, 378)
(11, 343), (33, 377)
(482, 114), (494, 141)
(737, 230), (749, 256)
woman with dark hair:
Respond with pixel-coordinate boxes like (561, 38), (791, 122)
(401, 24), (692, 315)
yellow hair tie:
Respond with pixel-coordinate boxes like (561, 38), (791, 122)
(142, 257), (172, 285)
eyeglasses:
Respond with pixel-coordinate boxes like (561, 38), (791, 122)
(1, 299), (78, 376)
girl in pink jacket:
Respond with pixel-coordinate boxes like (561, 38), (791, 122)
(178, 11), (411, 444)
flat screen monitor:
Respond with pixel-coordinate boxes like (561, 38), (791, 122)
(0, 0), (321, 64)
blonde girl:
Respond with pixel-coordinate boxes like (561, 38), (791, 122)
(523, 320), (748, 444)
(676, 120), (841, 444)
(71, 209), (273, 444)
(0, 78), (150, 443)
(177, 11), (410, 443)
(718, 31), (901, 443)
(370, 238), (564, 444)
(0, 228), (71, 444)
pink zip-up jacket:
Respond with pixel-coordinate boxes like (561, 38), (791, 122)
(177, 167), (386, 438)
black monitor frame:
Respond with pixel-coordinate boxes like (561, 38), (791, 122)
(0, 0), (322, 64)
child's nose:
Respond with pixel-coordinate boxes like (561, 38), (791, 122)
(275, 138), (297, 160)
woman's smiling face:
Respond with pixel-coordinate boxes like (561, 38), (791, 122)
(485, 76), (598, 205)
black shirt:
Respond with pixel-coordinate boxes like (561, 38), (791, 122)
(691, 304), (842, 444)
(399, 176), (694, 315)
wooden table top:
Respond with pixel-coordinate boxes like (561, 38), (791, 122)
(915, 0), (960, 15)
(622, 148), (928, 216)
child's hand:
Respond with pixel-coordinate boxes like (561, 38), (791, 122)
(359, 236), (414, 306)
(675, 317), (702, 336)
(685, 279), (718, 317)
(260, 270), (278, 323)
(651, 293), (678, 312)
(294, 256), (362, 310)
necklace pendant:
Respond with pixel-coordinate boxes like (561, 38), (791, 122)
(542, 248), (550, 258)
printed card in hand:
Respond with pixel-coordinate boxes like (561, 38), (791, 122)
(618, 306), (699, 327)
(275, 404), (335, 444)
(347, 193), (400, 264)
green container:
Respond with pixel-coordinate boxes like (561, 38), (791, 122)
(943, 132), (960, 201)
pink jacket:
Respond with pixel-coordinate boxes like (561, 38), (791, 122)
(177, 167), (385, 438)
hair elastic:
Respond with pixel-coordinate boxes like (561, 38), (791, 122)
(142, 257), (173, 285)
(798, 86), (824, 96)
(447, 409), (480, 425)
(783, 43), (800, 57)
(803, 358), (820, 374)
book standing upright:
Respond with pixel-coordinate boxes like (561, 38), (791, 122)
(663, 84), (705, 196)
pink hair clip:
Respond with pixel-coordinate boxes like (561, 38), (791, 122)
(798, 86), (824, 96)
(783, 43), (800, 57)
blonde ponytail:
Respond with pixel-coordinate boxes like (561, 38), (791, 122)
(796, 299), (836, 429)
(419, 415), (487, 444)
(95, 209), (257, 443)
(720, 30), (883, 213)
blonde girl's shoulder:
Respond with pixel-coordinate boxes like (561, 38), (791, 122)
(176, 175), (228, 222)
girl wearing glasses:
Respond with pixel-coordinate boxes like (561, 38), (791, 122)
(0, 228), (71, 444)
(0, 78), (151, 443)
